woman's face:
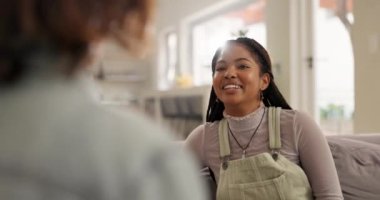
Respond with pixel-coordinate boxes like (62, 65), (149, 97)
(213, 43), (269, 116)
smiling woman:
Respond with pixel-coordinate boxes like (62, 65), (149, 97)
(208, 37), (290, 121)
(185, 37), (344, 200)
(212, 42), (270, 116)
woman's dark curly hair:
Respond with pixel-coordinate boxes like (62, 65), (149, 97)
(206, 37), (291, 122)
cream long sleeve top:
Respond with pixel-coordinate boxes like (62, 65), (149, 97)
(185, 103), (343, 200)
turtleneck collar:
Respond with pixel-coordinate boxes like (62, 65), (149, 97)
(223, 102), (266, 133)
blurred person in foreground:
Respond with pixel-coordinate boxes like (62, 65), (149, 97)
(0, 1), (206, 200)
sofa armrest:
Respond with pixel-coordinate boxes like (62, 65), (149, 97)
(327, 134), (380, 200)
(327, 133), (380, 146)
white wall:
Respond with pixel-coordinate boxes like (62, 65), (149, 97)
(352, 0), (380, 133)
(266, 0), (291, 102)
(156, 0), (221, 28)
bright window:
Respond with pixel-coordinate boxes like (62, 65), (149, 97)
(315, 0), (354, 134)
(191, 0), (267, 86)
(159, 31), (178, 90)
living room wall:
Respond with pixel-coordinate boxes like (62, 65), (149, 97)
(352, 0), (380, 133)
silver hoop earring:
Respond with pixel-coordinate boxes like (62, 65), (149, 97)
(260, 91), (264, 101)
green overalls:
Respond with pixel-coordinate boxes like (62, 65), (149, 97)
(216, 107), (313, 200)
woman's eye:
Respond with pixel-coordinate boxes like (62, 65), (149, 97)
(215, 65), (226, 71)
(238, 64), (249, 69)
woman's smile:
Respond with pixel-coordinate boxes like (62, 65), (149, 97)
(221, 83), (243, 96)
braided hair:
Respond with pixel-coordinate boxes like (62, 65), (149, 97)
(206, 37), (291, 122)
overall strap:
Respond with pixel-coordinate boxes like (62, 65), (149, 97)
(268, 107), (282, 153)
(218, 119), (231, 158)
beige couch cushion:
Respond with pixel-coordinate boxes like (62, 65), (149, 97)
(328, 137), (380, 200)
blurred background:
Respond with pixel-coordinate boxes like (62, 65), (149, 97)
(93, 0), (380, 139)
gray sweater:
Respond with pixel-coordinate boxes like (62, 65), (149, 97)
(0, 72), (206, 200)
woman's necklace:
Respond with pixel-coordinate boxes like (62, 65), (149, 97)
(228, 107), (266, 159)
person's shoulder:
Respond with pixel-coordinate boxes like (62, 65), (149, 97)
(292, 109), (315, 123)
(186, 120), (220, 145)
(96, 106), (172, 141)
(85, 106), (207, 200)
(278, 108), (297, 116)
(188, 121), (219, 135)
(206, 120), (219, 128)
(187, 123), (207, 141)
(75, 104), (174, 157)
(276, 108), (296, 125)
(276, 108), (317, 129)
(278, 108), (312, 121)
(280, 108), (320, 131)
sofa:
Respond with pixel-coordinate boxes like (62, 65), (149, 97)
(201, 134), (380, 200)
(327, 134), (380, 200)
